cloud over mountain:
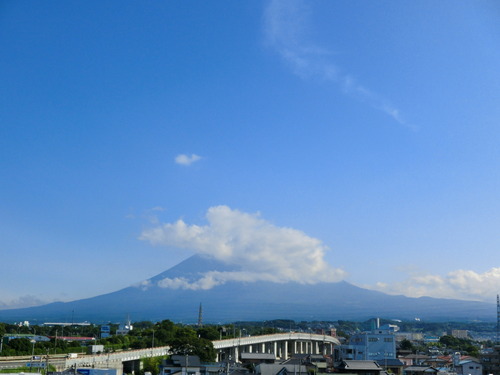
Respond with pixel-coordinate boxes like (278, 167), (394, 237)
(140, 206), (347, 290)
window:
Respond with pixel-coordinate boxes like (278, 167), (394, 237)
(384, 338), (393, 342)
(368, 338), (378, 342)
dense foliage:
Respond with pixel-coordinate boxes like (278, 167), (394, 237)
(0, 320), (216, 361)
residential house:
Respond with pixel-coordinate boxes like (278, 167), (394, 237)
(375, 358), (404, 375)
(254, 363), (308, 375)
(454, 359), (482, 375)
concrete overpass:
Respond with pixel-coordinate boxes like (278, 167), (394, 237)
(213, 333), (340, 362)
(1, 333), (339, 373)
(0, 347), (170, 374)
(64, 347), (170, 372)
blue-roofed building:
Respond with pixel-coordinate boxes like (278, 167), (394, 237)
(3, 334), (50, 343)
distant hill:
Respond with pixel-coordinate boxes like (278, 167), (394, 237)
(0, 255), (495, 323)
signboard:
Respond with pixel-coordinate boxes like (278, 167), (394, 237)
(101, 325), (111, 339)
(26, 362), (46, 368)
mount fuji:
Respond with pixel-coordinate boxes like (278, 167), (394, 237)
(0, 255), (495, 323)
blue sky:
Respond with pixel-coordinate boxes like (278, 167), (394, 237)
(1, 0), (499, 310)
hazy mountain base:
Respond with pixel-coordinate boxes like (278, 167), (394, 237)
(0, 255), (495, 323)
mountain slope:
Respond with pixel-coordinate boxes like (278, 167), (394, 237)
(0, 255), (495, 323)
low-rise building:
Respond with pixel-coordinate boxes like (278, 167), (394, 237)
(255, 363), (308, 375)
(336, 325), (397, 362)
(334, 360), (383, 374)
(403, 365), (439, 375)
(450, 330), (468, 339)
(397, 354), (429, 367)
(240, 353), (276, 366)
(160, 355), (202, 375)
(454, 359), (482, 375)
(375, 358), (404, 375)
(480, 346), (500, 375)
(160, 355), (248, 375)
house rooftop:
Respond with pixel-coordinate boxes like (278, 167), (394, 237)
(338, 360), (382, 371)
(165, 355), (201, 367)
(240, 353), (276, 360)
(375, 359), (404, 367)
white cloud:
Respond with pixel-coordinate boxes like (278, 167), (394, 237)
(0, 295), (48, 309)
(368, 268), (500, 302)
(175, 154), (201, 166)
(140, 205), (347, 290)
(264, 0), (412, 128)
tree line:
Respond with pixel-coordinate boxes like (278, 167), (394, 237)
(0, 320), (218, 362)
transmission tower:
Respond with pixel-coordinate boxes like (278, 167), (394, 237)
(198, 303), (203, 327)
(497, 294), (499, 344)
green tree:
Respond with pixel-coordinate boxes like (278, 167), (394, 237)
(7, 338), (32, 355)
(141, 356), (164, 375)
(197, 326), (219, 341)
(399, 339), (415, 351)
(169, 336), (215, 362)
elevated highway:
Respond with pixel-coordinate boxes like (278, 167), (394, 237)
(0, 347), (169, 373)
(0, 333), (339, 372)
(65, 347), (170, 370)
(213, 332), (340, 362)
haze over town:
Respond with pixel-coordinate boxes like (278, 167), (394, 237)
(1, 1), (499, 309)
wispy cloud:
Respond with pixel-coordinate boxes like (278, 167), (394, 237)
(174, 153), (201, 166)
(150, 206), (165, 212)
(264, 0), (413, 128)
(368, 268), (500, 302)
(139, 205), (347, 290)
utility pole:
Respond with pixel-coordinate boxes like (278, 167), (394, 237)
(45, 349), (49, 375)
(30, 339), (36, 372)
